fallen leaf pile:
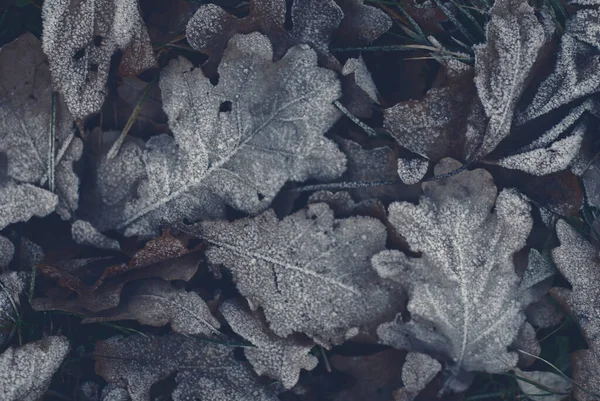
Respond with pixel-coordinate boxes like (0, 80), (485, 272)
(0, 0), (599, 399)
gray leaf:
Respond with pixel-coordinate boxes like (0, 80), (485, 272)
(374, 158), (534, 377)
(0, 236), (14, 268)
(519, 8), (600, 123)
(72, 220), (121, 251)
(94, 334), (278, 401)
(83, 278), (220, 335)
(551, 220), (600, 400)
(0, 33), (81, 224)
(469, 0), (546, 159)
(402, 352), (441, 392)
(0, 336), (70, 401)
(42, 0), (156, 119)
(220, 298), (318, 389)
(199, 202), (400, 347)
(514, 368), (571, 401)
(0, 183), (58, 230)
(105, 32), (345, 236)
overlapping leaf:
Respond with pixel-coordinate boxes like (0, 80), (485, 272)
(94, 334), (278, 401)
(383, 0), (596, 180)
(551, 220), (600, 401)
(197, 202), (401, 347)
(220, 298), (318, 389)
(0, 336), (70, 401)
(41, 0), (156, 118)
(186, 0), (390, 75)
(95, 32), (345, 236)
(32, 232), (200, 313)
(0, 33), (82, 227)
(373, 159), (536, 386)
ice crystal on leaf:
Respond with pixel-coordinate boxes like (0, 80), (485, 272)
(0, 336), (70, 401)
(551, 220), (600, 401)
(186, 0), (390, 75)
(0, 272), (26, 346)
(519, 7), (600, 123)
(42, 0), (156, 119)
(98, 32), (345, 236)
(0, 33), (82, 228)
(220, 298), (318, 389)
(374, 159), (535, 386)
(197, 202), (401, 347)
(469, 0), (546, 159)
(383, 0), (595, 178)
(94, 334), (278, 401)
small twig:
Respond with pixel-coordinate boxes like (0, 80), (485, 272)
(333, 100), (377, 137)
(107, 76), (158, 160)
(290, 180), (399, 193)
(290, 163), (468, 192)
(48, 92), (56, 192)
(517, 349), (600, 399)
(320, 346), (332, 373)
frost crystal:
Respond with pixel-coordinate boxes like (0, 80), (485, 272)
(397, 157), (429, 185)
(0, 33), (82, 226)
(551, 220), (600, 401)
(514, 368), (571, 401)
(220, 299), (318, 388)
(42, 0), (156, 118)
(0, 336), (70, 401)
(374, 159), (534, 379)
(198, 202), (401, 346)
(94, 334), (278, 401)
(334, 0), (392, 46)
(186, 0), (389, 74)
(101, 32), (345, 236)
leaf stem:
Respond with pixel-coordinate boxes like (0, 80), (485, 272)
(107, 76), (158, 160)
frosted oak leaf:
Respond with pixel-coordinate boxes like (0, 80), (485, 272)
(551, 220), (600, 401)
(101, 32), (345, 236)
(94, 334), (278, 401)
(42, 0), (156, 119)
(197, 202), (401, 347)
(186, 0), (390, 75)
(373, 159), (535, 387)
(0, 33), (82, 227)
(0, 336), (70, 401)
(220, 298), (318, 389)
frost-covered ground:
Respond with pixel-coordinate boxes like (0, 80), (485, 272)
(0, 0), (599, 400)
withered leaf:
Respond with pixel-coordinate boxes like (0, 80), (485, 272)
(0, 272), (26, 346)
(0, 336), (70, 401)
(519, 7), (600, 123)
(374, 159), (536, 384)
(83, 278), (220, 336)
(0, 33), (82, 227)
(33, 233), (199, 313)
(198, 202), (401, 347)
(220, 298), (318, 389)
(550, 220), (600, 401)
(41, 0), (156, 119)
(99, 32), (345, 236)
(94, 334), (278, 401)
